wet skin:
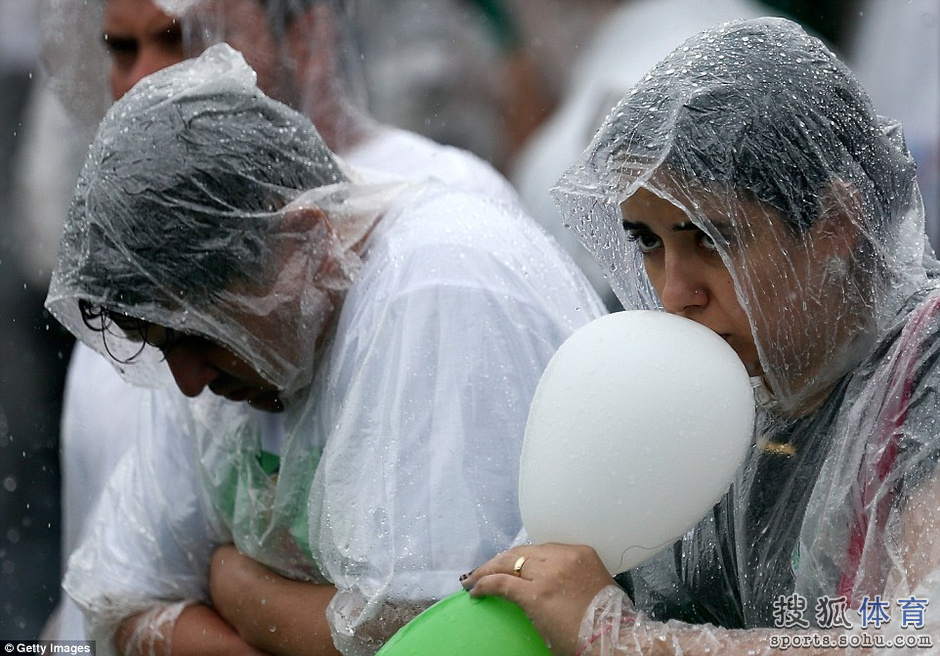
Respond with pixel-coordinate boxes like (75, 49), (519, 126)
(621, 187), (762, 376)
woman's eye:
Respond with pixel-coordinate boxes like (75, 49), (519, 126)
(626, 231), (662, 253)
(700, 233), (719, 252)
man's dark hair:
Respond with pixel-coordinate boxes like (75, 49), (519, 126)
(62, 46), (348, 313)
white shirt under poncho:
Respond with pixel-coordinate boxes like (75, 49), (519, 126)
(63, 180), (604, 656)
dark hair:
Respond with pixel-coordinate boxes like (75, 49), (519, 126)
(68, 63), (347, 312)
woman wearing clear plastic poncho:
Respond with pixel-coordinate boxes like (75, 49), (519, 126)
(46, 44), (604, 656)
(462, 17), (940, 655)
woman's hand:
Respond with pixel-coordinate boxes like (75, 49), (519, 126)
(460, 543), (616, 655)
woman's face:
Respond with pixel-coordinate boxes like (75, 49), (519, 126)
(620, 186), (824, 384)
(620, 187), (761, 375)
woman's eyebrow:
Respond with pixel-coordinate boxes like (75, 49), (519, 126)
(621, 219), (648, 231)
(622, 219), (701, 233)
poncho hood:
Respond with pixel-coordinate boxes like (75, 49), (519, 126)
(554, 17), (930, 413)
(46, 44), (401, 395)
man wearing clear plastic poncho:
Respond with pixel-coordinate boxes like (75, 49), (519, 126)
(40, 0), (531, 643)
(462, 17), (940, 655)
(45, 44), (604, 656)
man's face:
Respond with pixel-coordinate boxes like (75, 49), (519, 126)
(162, 333), (286, 412)
(102, 0), (185, 100)
(109, 316), (285, 412)
(105, 205), (343, 412)
(102, 0), (294, 105)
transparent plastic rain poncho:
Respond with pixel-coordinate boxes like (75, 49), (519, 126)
(554, 17), (940, 654)
(40, 0), (370, 148)
(46, 43), (369, 396)
(48, 43), (604, 656)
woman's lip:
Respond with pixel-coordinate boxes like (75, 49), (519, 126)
(717, 333), (738, 348)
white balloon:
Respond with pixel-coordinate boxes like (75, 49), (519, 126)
(520, 310), (755, 574)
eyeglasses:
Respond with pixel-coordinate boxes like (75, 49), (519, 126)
(108, 313), (181, 351)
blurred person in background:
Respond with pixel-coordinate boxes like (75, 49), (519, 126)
(352, 0), (616, 173)
(846, 0), (940, 251)
(0, 0), (70, 639)
(509, 0), (771, 309)
(353, 0), (514, 171)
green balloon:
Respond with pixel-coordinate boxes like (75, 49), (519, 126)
(377, 591), (551, 655)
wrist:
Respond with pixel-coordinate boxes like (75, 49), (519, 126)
(115, 601), (192, 656)
(575, 585), (636, 656)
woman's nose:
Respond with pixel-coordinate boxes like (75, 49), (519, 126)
(163, 343), (221, 398)
(659, 255), (708, 315)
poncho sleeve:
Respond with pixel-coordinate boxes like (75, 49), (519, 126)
(62, 389), (222, 656)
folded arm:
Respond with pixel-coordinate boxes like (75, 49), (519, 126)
(115, 603), (269, 656)
(208, 545), (340, 656)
